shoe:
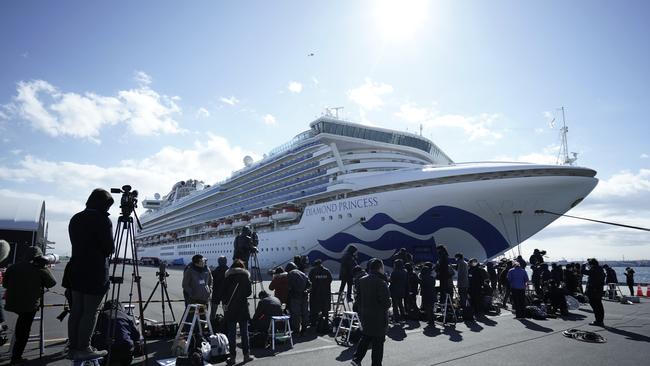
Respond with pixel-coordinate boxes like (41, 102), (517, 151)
(73, 347), (108, 360)
(243, 354), (255, 362)
(350, 360), (361, 366)
(10, 358), (28, 365)
(226, 356), (236, 365)
(589, 321), (605, 327)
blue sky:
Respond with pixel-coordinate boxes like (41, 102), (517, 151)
(1, 0), (649, 259)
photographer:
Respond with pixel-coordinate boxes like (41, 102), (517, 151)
(182, 254), (212, 305)
(308, 259), (333, 327)
(582, 258), (606, 326)
(93, 300), (142, 366)
(338, 245), (358, 303)
(66, 188), (115, 360)
(624, 267), (635, 296)
(3, 247), (56, 364)
(436, 245), (451, 297)
(286, 261), (310, 336)
(210, 256), (228, 322)
(233, 226), (257, 269)
(222, 259), (253, 364)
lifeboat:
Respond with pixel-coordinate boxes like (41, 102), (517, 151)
(217, 219), (233, 231)
(232, 215), (250, 229)
(271, 206), (301, 222)
(250, 211), (271, 225)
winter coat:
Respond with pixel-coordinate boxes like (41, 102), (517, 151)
(468, 266), (486, 294)
(309, 264), (333, 312)
(388, 261), (408, 298)
(339, 247), (358, 281)
(269, 273), (289, 304)
(182, 264), (212, 304)
(624, 270), (635, 285)
(455, 259), (469, 288)
(222, 267), (252, 322)
(252, 295), (283, 332)
(211, 264), (228, 303)
(233, 234), (255, 263)
(67, 189), (115, 295)
(93, 305), (141, 359)
(551, 267), (564, 283)
(529, 253), (544, 267)
(419, 266), (435, 306)
(437, 255), (449, 287)
(407, 270), (419, 295)
(3, 260), (56, 313)
(357, 271), (391, 337)
(583, 265), (605, 299)
(287, 268), (310, 299)
(605, 268), (618, 284)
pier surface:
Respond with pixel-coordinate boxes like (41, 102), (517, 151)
(2, 262), (648, 365)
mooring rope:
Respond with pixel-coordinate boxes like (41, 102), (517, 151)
(536, 210), (650, 232)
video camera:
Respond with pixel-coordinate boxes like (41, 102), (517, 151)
(111, 185), (139, 218)
(33, 253), (60, 268)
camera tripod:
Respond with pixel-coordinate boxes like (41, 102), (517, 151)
(105, 187), (148, 365)
(142, 263), (176, 326)
(250, 251), (264, 308)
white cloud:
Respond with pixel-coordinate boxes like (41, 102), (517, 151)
(263, 114), (276, 125)
(641, 153), (649, 159)
(395, 102), (503, 142)
(347, 78), (393, 110)
(219, 96), (239, 106)
(592, 169), (650, 199)
(6, 76), (183, 142)
(288, 81), (303, 93)
(134, 70), (152, 86)
(196, 107), (210, 118)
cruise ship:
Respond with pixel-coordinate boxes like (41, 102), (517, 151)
(135, 116), (598, 271)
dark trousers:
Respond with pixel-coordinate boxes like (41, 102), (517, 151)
(405, 292), (417, 312)
(289, 296), (309, 333)
(227, 319), (250, 357)
(338, 278), (354, 301)
(353, 333), (385, 366)
(12, 311), (37, 360)
(511, 289), (526, 318)
(391, 296), (405, 321)
(501, 284), (511, 307)
(469, 290), (482, 315)
(628, 283), (634, 296)
(68, 291), (104, 350)
(589, 296), (604, 323)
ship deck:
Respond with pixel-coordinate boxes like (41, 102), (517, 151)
(2, 261), (648, 365)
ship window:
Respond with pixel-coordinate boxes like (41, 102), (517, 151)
(329, 216), (333, 220)
(338, 214), (343, 219)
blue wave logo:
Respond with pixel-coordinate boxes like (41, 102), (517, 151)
(308, 205), (509, 264)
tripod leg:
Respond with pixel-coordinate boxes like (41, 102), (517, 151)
(142, 281), (160, 313)
(162, 283), (176, 323)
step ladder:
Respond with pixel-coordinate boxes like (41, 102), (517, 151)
(269, 315), (293, 351)
(607, 283), (623, 300)
(334, 311), (360, 346)
(436, 293), (457, 326)
(173, 304), (214, 356)
(331, 291), (350, 320)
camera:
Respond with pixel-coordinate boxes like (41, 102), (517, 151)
(111, 185), (139, 217)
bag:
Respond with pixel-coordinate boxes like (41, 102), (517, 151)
(223, 283), (240, 313)
(525, 305), (547, 320)
(199, 341), (211, 361)
(251, 331), (268, 348)
(208, 333), (229, 362)
(316, 316), (332, 334)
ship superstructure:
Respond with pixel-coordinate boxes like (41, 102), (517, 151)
(136, 116), (598, 270)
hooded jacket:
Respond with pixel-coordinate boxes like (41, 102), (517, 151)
(357, 270), (391, 337)
(3, 254), (56, 312)
(182, 263), (212, 304)
(66, 188), (115, 295)
(269, 272), (289, 304)
(286, 262), (310, 299)
(339, 246), (358, 281)
(222, 267), (252, 322)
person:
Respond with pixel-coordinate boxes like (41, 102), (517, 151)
(308, 259), (333, 326)
(66, 188), (115, 360)
(485, 261), (498, 293)
(507, 261), (529, 319)
(233, 226), (257, 269)
(93, 300), (142, 366)
(338, 246), (358, 303)
(539, 263), (552, 299)
(582, 258), (605, 326)
(3, 247), (56, 364)
(286, 261), (310, 335)
(419, 262), (435, 323)
(624, 267), (635, 296)
(436, 245), (450, 297)
(454, 253), (469, 316)
(210, 256), (228, 322)
(222, 259), (254, 364)
(351, 258), (391, 366)
(603, 264), (618, 285)
(391, 248), (413, 265)
(251, 291), (283, 334)
(515, 255), (527, 269)
(467, 258), (487, 318)
(546, 279), (568, 316)
(498, 260), (513, 308)
(551, 263), (564, 284)
(182, 254), (212, 305)
(269, 267), (289, 305)
(404, 262), (419, 314)
(564, 263), (580, 294)
(388, 259), (408, 322)
(351, 265), (367, 313)
(529, 249), (544, 267)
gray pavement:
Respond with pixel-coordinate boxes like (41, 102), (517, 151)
(1, 262), (649, 366)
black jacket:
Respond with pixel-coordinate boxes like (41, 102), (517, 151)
(468, 266), (487, 294)
(583, 264), (605, 299)
(233, 234), (255, 262)
(437, 255), (449, 286)
(407, 269), (419, 295)
(357, 271), (391, 337)
(389, 261), (408, 298)
(605, 268), (618, 284)
(211, 264), (228, 303)
(339, 247), (358, 281)
(287, 267), (310, 299)
(67, 189), (115, 295)
(308, 264), (333, 312)
(252, 295), (283, 332)
(222, 267), (252, 322)
(93, 305), (141, 358)
(419, 266), (435, 306)
(3, 259), (56, 313)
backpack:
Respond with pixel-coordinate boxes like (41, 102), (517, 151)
(208, 333), (229, 363)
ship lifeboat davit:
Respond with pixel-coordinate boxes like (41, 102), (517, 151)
(217, 219), (233, 231)
(232, 215), (250, 229)
(250, 211), (271, 225)
(271, 206), (300, 222)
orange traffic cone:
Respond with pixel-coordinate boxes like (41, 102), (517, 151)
(636, 285), (644, 296)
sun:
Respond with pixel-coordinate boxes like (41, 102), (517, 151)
(372, 0), (429, 42)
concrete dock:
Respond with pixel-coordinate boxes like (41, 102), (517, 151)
(2, 262), (649, 366)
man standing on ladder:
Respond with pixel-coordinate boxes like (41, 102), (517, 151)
(233, 226), (258, 270)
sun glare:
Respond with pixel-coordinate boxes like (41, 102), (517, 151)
(372, 0), (429, 42)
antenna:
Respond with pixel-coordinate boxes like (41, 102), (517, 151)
(555, 107), (578, 165)
(419, 124), (423, 136)
(325, 106), (344, 119)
